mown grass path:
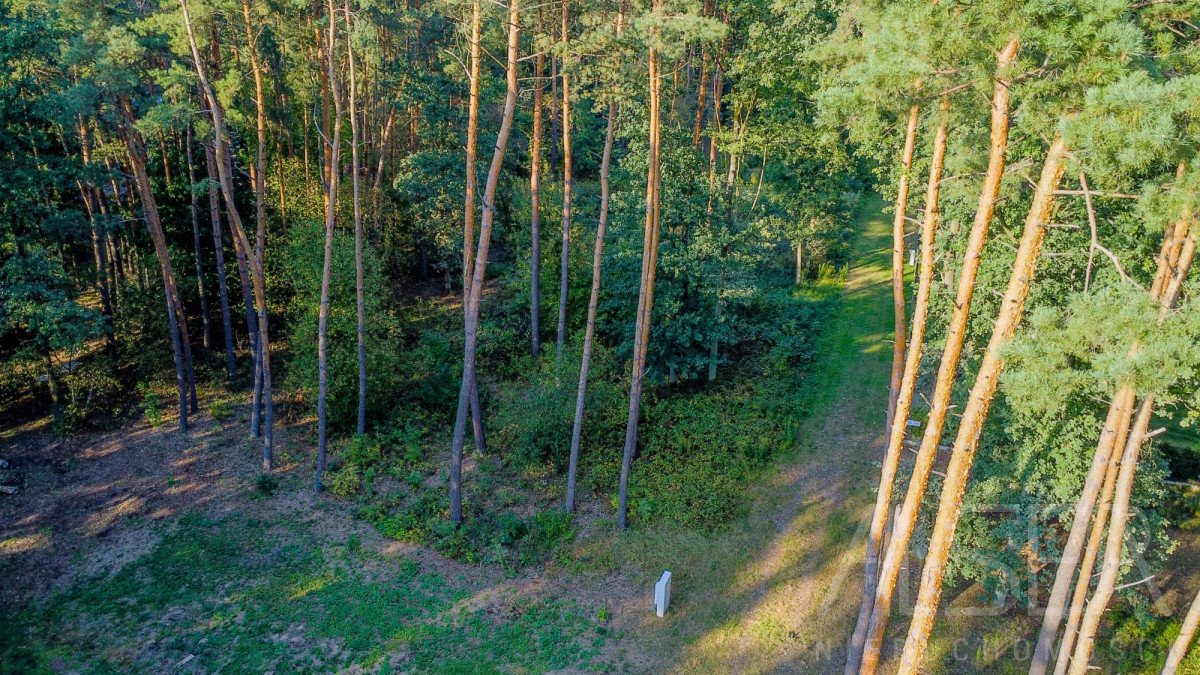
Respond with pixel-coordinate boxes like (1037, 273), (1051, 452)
(630, 194), (896, 673)
(619, 193), (902, 667)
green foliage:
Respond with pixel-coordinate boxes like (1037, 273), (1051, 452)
(284, 221), (402, 431)
(136, 381), (162, 428)
(252, 472), (279, 497)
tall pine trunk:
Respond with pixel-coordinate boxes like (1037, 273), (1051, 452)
(462, 0), (486, 453)
(205, 142), (237, 380)
(348, 0), (367, 436)
(1164, 584), (1200, 674)
(1032, 202), (1189, 674)
(566, 8), (621, 513)
(181, 0), (274, 467)
(529, 8), (545, 359)
(860, 39), (1020, 674)
(1067, 230), (1196, 674)
(885, 102), (920, 435)
(846, 97), (948, 675)
(242, 0), (269, 436)
(617, 0), (663, 530)
(117, 98), (189, 433)
(555, 0), (572, 363)
(184, 124), (212, 360)
(897, 133), (1069, 674)
(314, 0), (343, 491)
(449, 0), (520, 524)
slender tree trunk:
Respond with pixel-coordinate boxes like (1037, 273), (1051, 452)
(185, 124), (212, 359)
(75, 125), (117, 361)
(449, 0), (520, 524)
(1068, 231), (1196, 674)
(205, 143), (237, 380)
(530, 7), (545, 359)
(555, 0), (572, 363)
(181, 0), (274, 467)
(314, 0), (343, 491)
(885, 102), (920, 435)
(242, 0), (269, 433)
(794, 240), (803, 284)
(617, 0), (663, 530)
(1034, 206), (1189, 674)
(846, 97), (948, 675)
(117, 98), (189, 433)
(348, 0), (367, 436)
(1164, 584), (1200, 675)
(461, 0), (486, 453)
(566, 7), (621, 512)
(1050, 389), (1134, 675)
(549, 51), (559, 180)
(860, 40), (1020, 674)
(897, 133), (1069, 674)
(692, 0), (712, 147)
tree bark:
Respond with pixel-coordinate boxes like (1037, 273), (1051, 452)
(555, 0), (572, 363)
(529, 6), (545, 359)
(860, 40), (1020, 674)
(1164, 584), (1200, 675)
(185, 124), (212, 360)
(846, 96), (948, 675)
(449, 0), (520, 524)
(462, 0), (486, 453)
(205, 142), (237, 380)
(885, 102), (920, 435)
(566, 7), (621, 514)
(314, 0), (343, 491)
(1034, 205), (1189, 675)
(181, 0), (274, 467)
(348, 0), (367, 436)
(897, 133), (1069, 674)
(617, 0), (663, 530)
(1068, 230), (1196, 674)
(117, 98), (189, 433)
(241, 0), (270, 435)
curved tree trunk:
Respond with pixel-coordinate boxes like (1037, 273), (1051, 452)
(860, 39), (1020, 674)
(1164, 584), (1200, 675)
(897, 133), (1069, 674)
(449, 0), (520, 524)
(846, 96), (948, 675)
(242, 0), (270, 438)
(184, 124), (212, 360)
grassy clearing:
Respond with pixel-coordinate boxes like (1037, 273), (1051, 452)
(1, 505), (617, 673)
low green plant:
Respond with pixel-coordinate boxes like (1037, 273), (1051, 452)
(137, 382), (162, 428)
(208, 398), (233, 422)
(253, 472), (279, 497)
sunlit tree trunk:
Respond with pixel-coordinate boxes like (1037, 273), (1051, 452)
(555, 0), (572, 363)
(461, 0), (486, 452)
(885, 102), (920, 435)
(1034, 204), (1188, 674)
(897, 133), (1069, 674)
(449, 0), (520, 524)
(617, 0), (663, 530)
(1164, 584), (1200, 675)
(1068, 230), (1196, 675)
(529, 8), (545, 359)
(348, 0), (367, 436)
(181, 0), (274, 467)
(691, 0), (712, 147)
(860, 40), (1020, 674)
(847, 96), (947, 675)
(242, 0), (270, 435)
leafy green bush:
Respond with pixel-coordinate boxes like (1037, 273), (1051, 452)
(253, 472), (279, 497)
(137, 382), (162, 428)
(327, 465), (363, 498)
(208, 398), (233, 422)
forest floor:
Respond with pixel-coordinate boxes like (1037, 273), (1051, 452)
(3, 196), (1198, 673)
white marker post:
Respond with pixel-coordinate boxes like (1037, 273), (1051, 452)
(655, 570), (672, 617)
